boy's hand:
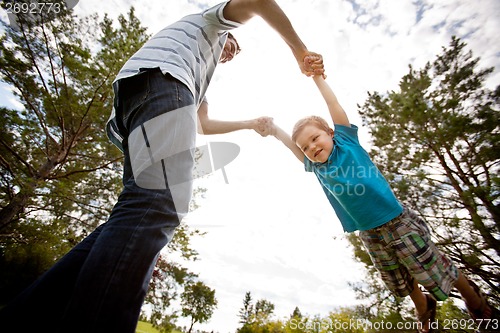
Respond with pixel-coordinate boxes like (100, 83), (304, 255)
(254, 117), (275, 137)
(303, 53), (327, 78)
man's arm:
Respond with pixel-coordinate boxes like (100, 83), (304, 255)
(223, 0), (324, 76)
(197, 101), (268, 136)
(313, 75), (350, 127)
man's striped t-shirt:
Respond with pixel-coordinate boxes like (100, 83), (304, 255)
(106, 1), (241, 150)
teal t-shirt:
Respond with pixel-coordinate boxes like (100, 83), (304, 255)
(304, 124), (403, 232)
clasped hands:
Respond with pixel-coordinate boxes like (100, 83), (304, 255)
(253, 116), (275, 137)
(301, 52), (326, 78)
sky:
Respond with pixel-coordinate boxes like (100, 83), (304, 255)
(1, 0), (499, 332)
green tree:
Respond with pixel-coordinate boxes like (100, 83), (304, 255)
(237, 292), (279, 333)
(255, 299), (275, 325)
(291, 307), (302, 319)
(0, 2), (147, 230)
(181, 281), (218, 333)
(285, 306), (306, 333)
(326, 308), (367, 333)
(239, 291), (255, 325)
(0, 1), (149, 302)
(146, 255), (196, 332)
(284, 312), (315, 333)
(353, 36), (499, 309)
(0, 2), (205, 322)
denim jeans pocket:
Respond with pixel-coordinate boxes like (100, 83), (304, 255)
(115, 68), (193, 136)
(114, 71), (149, 137)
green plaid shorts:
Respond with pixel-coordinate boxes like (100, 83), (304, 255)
(359, 208), (458, 301)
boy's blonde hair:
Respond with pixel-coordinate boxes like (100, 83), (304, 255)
(291, 115), (331, 143)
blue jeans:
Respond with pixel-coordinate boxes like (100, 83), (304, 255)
(0, 69), (196, 332)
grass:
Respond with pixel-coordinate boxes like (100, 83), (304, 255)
(136, 321), (184, 333)
(136, 321), (161, 333)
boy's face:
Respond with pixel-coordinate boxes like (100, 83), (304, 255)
(295, 124), (334, 163)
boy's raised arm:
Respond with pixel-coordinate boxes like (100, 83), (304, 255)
(271, 122), (305, 163)
(312, 76), (350, 127)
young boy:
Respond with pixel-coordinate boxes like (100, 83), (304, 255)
(264, 74), (498, 333)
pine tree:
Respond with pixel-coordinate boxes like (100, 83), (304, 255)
(0, 2), (150, 302)
(239, 291), (255, 325)
(353, 36), (499, 307)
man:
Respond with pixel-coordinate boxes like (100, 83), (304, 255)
(0, 0), (324, 332)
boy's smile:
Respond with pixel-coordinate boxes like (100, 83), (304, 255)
(295, 124), (334, 163)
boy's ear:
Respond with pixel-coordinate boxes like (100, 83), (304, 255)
(328, 128), (334, 137)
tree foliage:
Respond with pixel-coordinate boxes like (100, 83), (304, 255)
(237, 292), (278, 333)
(239, 291), (255, 325)
(145, 255), (195, 332)
(234, 295), (473, 333)
(181, 281), (218, 333)
(0, 3), (209, 325)
(0, 1), (148, 228)
(144, 219), (207, 332)
(0, 0), (151, 302)
(353, 36), (499, 306)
